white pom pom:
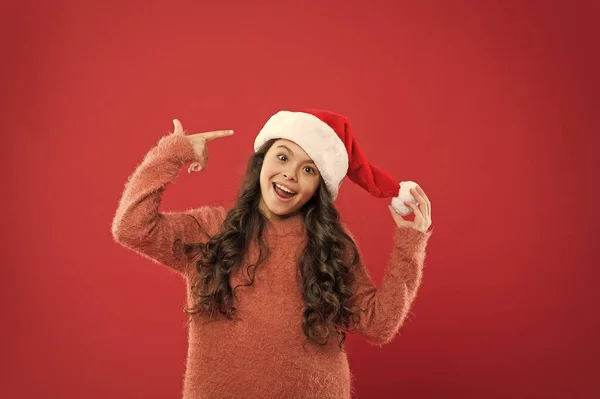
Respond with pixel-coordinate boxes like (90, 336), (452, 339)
(391, 181), (419, 216)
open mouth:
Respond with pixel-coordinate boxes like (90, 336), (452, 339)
(273, 182), (297, 200)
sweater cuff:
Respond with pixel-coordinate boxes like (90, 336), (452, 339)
(388, 226), (432, 282)
(393, 225), (433, 254)
(155, 133), (199, 164)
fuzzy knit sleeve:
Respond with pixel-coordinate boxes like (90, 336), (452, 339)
(111, 132), (227, 276)
(344, 224), (433, 346)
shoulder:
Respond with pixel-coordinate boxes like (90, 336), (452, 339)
(340, 221), (357, 242)
(186, 204), (228, 236)
(339, 221), (361, 265)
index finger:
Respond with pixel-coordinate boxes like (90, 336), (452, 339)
(415, 185), (429, 203)
(201, 130), (234, 141)
(415, 185), (431, 217)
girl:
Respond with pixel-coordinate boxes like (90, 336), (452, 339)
(111, 109), (433, 399)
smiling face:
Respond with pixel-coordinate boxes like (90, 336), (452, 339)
(258, 139), (321, 220)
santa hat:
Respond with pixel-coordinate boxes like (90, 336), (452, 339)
(254, 109), (418, 215)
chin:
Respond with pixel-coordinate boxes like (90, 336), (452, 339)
(263, 192), (302, 218)
(268, 202), (299, 218)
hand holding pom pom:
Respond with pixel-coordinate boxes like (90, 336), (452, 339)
(391, 181), (419, 216)
(389, 181), (432, 232)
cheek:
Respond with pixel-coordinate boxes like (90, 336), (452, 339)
(260, 171), (270, 191)
(260, 165), (277, 192)
(300, 179), (319, 197)
(260, 162), (275, 178)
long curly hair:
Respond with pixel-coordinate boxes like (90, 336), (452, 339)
(182, 138), (363, 351)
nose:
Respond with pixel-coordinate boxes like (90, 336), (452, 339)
(282, 172), (297, 181)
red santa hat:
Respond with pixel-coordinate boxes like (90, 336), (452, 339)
(254, 109), (418, 215)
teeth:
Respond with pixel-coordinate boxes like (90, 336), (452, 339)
(275, 183), (296, 194)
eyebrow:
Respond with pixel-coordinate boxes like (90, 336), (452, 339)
(276, 145), (294, 155)
(276, 145), (316, 165)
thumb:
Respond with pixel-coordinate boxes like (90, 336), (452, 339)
(388, 205), (405, 223)
(172, 119), (184, 135)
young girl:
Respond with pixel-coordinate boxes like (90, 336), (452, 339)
(111, 109), (433, 399)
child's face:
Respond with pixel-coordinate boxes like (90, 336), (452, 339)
(258, 139), (321, 219)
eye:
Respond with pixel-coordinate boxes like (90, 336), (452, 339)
(277, 154), (287, 161)
(304, 166), (315, 174)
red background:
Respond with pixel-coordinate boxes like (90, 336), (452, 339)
(2, 0), (598, 398)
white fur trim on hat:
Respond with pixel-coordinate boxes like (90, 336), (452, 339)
(254, 111), (349, 200)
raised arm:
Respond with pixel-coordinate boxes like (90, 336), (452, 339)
(347, 225), (433, 346)
(110, 120), (230, 275)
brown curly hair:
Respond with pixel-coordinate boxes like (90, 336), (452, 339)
(181, 138), (363, 351)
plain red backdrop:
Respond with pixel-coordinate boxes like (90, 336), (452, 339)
(2, 0), (598, 398)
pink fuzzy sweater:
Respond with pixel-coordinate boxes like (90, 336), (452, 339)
(111, 132), (432, 399)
